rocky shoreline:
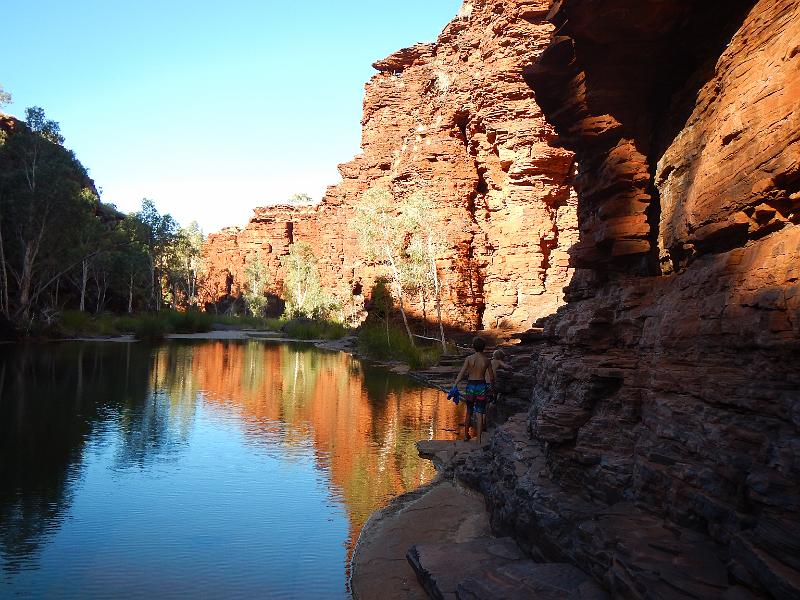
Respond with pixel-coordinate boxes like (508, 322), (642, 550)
(351, 338), (778, 599)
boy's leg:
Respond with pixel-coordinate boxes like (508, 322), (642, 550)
(463, 401), (474, 440)
(476, 413), (483, 443)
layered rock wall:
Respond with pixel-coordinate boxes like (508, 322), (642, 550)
(201, 0), (576, 330)
(473, 1), (800, 597)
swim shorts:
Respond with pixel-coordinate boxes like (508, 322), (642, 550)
(465, 380), (489, 415)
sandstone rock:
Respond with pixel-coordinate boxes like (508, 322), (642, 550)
(508, 0), (800, 597)
(201, 0), (576, 331)
(458, 562), (609, 600)
(350, 480), (492, 600)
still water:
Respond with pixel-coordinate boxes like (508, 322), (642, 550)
(0, 340), (458, 599)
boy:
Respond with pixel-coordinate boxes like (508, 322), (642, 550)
(485, 349), (510, 426)
(487, 349), (510, 400)
(453, 337), (495, 442)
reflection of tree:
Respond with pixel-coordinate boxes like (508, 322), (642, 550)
(113, 344), (198, 468)
(0, 343), (151, 571)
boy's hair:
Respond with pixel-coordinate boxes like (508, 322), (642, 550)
(472, 336), (486, 352)
(492, 349), (505, 359)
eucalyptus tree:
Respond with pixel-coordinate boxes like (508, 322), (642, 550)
(280, 242), (331, 319)
(351, 186), (415, 345)
(0, 84), (11, 108)
(243, 257), (269, 317)
(0, 107), (97, 321)
(135, 199), (178, 311)
(402, 191), (447, 351)
(116, 213), (152, 313)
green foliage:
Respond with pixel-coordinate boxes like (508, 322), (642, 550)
(351, 186), (402, 264)
(211, 314), (282, 330)
(282, 318), (348, 340)
(0, 105), (205, 329)
(94, 314), (120, 336)
(57, 310), (94, 336)
(159, 308), (213, 334)
(0, 106), (101, 322)
(369, 278), (394, 324)
(24, 106), (64, 144)
(288, 192), (313, 204)
(163, 220), (204, 308)
(242, 257), (270, 317)
(263, 317), (284, 331)
(357, 324), (442, 369)
(0, 84), (11, 108)
(113, 315), (139, 333)
(53, 309), (215, 338)
(280, 243), (335, 320)
(350, 186), (418, 345)
(133, 315), (167, 342)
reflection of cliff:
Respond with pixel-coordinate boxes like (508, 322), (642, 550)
(0, 343), (151, 571)
(163, 341), (457, 548)
(201, 0), (577, 330)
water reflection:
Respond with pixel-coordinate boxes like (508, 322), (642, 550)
(0, 340), (456, 597)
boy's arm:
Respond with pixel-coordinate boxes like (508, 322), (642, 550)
(487, 361), (495, 384)
(454, 360), (468, 386)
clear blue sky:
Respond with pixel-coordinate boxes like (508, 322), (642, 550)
(1, 0), (461, 232)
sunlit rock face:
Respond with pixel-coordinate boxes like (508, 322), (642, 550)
(477, 0), (799, 597)
(201, 0), (576, 330)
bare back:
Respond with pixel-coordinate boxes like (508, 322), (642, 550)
(464, 352), (492, 381)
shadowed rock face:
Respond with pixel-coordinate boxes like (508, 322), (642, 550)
(483, 0), (800, 597)
(201, 0), (577, 331)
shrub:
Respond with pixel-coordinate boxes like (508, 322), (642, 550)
(134, 316), (168, 342)
(58, 310), (93, 336)
(113, 315), (139, 333)
(94, 314), (120, 336)
(357, 323), (442, 369)
(160, 309), (213, 333)
(211, 314), (283, 330)
(282, 318), (349, 340)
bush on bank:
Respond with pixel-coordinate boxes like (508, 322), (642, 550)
(281, 317), (349, 340)
(50, 309), (281, 340)
(357, 323), (442, 369)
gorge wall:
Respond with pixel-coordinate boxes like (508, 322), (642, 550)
(458, 0), (798, 598)
(201, 0), (799, 597)
(201, 0), (577, 330)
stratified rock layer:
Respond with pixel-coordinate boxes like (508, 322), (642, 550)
(473, 1), (799, 598)
(201, 0), (576, 330)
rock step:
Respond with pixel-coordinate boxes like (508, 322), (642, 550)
(458, 562), (610, 600)
(407, 537), (608, 600)
(457, 415), (770, 600)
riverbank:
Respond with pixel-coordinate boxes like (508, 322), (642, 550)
(350, 436), (609, 600)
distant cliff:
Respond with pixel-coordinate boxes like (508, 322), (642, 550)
(200, 0), (576, 331)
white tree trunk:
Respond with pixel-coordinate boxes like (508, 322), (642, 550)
(428, 235), (446, 351)
(385, 245), (414, 346)
(128, 273), (134, 313)
(79, 259), (88, 312)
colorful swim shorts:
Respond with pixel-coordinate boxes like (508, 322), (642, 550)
(465, 380), (489, 415)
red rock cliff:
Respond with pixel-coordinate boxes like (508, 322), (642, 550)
(461, 1), (799, 598)
(201, 0), (576, 330)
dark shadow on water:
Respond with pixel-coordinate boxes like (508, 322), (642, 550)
(0, 343), (152, 573)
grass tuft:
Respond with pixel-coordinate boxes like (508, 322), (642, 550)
(282, 318), (349, 340)
(357, 324), (442, 369)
